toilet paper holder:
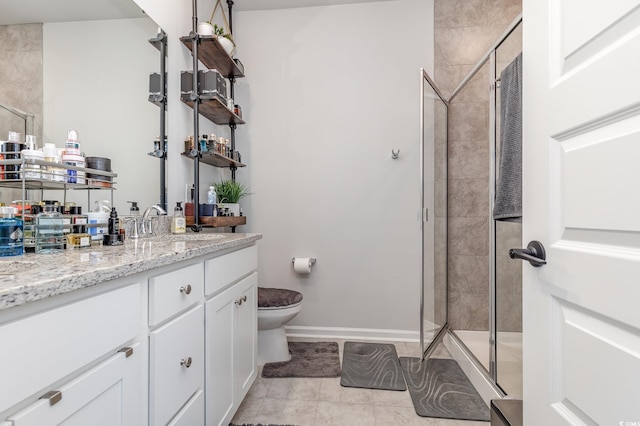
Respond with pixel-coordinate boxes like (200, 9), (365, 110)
(291, 257), (316, 265)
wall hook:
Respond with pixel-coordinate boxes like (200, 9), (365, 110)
(391, 149), (400, 159)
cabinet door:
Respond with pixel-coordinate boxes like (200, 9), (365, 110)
(167, 390), (204, 426)
(7, 343), (142, 426)
(150, 305), (204, 425)
(205, 285), (236, 426)
(234, 272), (257, 403)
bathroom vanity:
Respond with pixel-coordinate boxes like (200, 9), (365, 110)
(0, 232), (261, 425)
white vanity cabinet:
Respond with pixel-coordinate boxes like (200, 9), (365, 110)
(205, 246), (258, 426)
(0, 282), (143, 425)
(0, 239), (259, 426)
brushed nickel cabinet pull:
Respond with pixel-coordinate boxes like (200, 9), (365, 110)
(180, 284), (192, 295)
(180, 357), (192, 368)
(118, 347), (134, 358)
(40, 390), (62, 406)
(234, 295), (247, 306)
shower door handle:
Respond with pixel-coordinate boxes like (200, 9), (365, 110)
(509, 240), (547, 267)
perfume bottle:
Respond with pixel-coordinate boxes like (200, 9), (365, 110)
(35, 201), (64, 254)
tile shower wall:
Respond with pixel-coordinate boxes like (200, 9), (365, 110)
(434, 0), (521, 330)
(0, 24), (43, 203)
(0, 24), (43, 141)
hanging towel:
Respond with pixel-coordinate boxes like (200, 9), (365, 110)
(493, 53), (522, 222)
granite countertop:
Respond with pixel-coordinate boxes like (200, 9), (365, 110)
(0, 232), (262, 312)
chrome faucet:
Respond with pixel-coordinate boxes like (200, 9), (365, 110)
(141, 205), (167, 236)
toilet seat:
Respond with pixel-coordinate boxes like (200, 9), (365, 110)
(257, 287), (304, 364)
(258, 301), (302, 311)
(258, 287), (303, 309)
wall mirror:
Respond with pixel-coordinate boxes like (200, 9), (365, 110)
(0, 0), (165, 214)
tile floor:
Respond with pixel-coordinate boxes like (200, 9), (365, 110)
(231, 338), (491, 426)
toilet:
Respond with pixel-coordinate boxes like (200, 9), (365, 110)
(257, 287), (303, 365)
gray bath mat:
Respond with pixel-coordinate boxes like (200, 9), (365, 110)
(262, 341), (341, 378)
(399, 357), (490, 421)
(340, 341), (407, 391)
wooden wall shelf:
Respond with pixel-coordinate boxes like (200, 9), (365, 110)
(181, 151), (245, 168)
(186, 215), (246, 227)
(181, 97), (245, 126)
(180, 36), (244, 78)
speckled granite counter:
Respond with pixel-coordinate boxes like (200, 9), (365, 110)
(0, 232), (261, 311)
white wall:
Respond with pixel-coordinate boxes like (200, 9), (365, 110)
(233, 0), (434, 332)
(42, 18), (160, 213)
(136, 0), (434, 333)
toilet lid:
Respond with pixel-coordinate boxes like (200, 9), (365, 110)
(258, 287), (303, 308)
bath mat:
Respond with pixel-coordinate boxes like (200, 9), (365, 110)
(340, 341), (407, 391)
(261, 341), (341, 378)
(399, 357), (490, 421)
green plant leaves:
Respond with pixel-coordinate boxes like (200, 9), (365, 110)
(212, 180), (250, 204)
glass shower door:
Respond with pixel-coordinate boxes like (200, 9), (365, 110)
(420, 69), (448, 358)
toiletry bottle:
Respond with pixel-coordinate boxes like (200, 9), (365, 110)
(171, 202), (186, 234)
(0, 206), (23, 257)
(67, 224), (91, 249)
(35, 200), (64, 253)
(104, 207), (122, 246)
(127, 201), (140, 216)
(200, 134), (208, 152)
(207, 186), (217, 204)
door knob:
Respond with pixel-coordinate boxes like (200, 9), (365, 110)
(509, 240), (547, 267)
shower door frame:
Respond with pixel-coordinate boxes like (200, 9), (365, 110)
(420, 68), (450, 359)
(447, 13), (523, 388)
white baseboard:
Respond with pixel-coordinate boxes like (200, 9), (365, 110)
(285, 325), (420, 342)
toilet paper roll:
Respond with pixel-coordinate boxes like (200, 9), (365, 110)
(293, 257), (313, 274)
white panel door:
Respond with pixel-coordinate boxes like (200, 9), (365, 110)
(234, 273), (257, 403)
(205, 286), (236, 426)
(523, 1), (640, 424)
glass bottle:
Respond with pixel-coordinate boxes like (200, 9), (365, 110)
(0, 207), (23, 257)
(36, 201), (64, 253)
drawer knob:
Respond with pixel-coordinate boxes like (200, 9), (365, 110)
(180, 357), (192, 368)
(180, 284), (192, 295)
(235, 295), (247, 306)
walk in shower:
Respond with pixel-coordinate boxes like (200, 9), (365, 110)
(421, 14), (523, 399)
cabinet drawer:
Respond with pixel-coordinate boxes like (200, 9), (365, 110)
(167, 390), (204, 426)
(149, 263), (204, 326)
(7, 343), (141, 426)
(205, 245), (257, 296)
(0, 283), (140, 414)
(150, 305), (204, 426)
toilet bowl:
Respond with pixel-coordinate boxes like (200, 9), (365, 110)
(257, 287), (303, 365)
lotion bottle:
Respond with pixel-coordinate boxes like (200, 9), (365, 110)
(171, 202), (186, 234)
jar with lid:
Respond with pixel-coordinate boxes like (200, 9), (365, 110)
(35, 201), (64, 253)
(21, 149), (44, 179)
(0, 206), (23, 257)
(43, 143), (64, 182)
(62, 153), (85, 184)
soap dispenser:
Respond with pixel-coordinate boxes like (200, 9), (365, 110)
(127, 201), (140, 216)
(171, 202), (186, 234)
(103, 207), (123, 246)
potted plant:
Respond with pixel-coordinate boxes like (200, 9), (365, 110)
(197, 0), (235, 55)
(213, 179), (249, 216)
(212, 24), (235, 56)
